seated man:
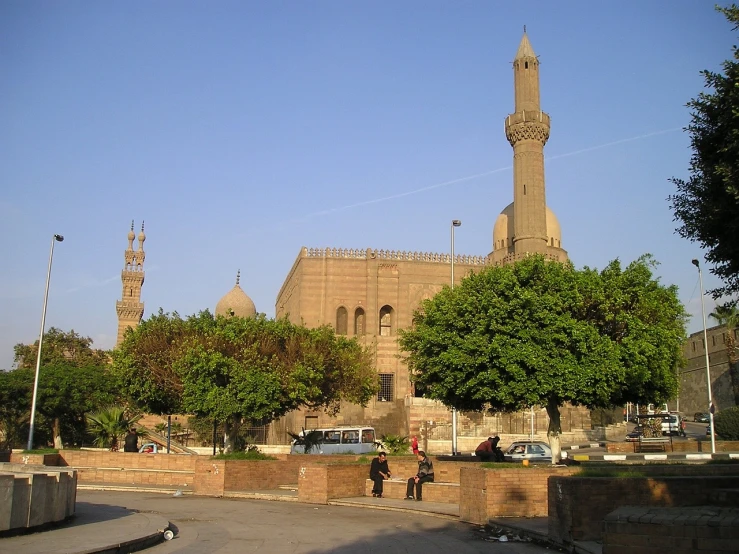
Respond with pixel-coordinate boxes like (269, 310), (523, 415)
(405, 451), (434, 501)
(474, 436), (495, 461)
(369, 451), (391, 497)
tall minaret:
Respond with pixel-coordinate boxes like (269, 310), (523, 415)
(116, 221), (146, 345)
(505, 28), (550, 256)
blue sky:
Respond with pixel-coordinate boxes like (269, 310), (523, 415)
(0, 1), (734, 370)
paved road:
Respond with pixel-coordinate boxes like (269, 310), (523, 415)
(77, 490), (551, 554)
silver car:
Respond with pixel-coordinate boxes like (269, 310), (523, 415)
(503, 441), (552, 463)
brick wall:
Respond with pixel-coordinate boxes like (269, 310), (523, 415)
(459, 466), (578, 524)
(57, 450), (197, 488)
(297, 464), (368, 504)
(223, 459), (303, 491)
(10, 453), (60, 465)
(193, 458), (225, 496)
(602, 506), (739, 554)
(548, 475), (739, 543)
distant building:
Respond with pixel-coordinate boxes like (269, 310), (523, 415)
(271, 31), (584, 444)
(679, 325), (738, 416)
(116, 221), (146, 346)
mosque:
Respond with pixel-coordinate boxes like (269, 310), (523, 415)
(116, 32), (593, 447)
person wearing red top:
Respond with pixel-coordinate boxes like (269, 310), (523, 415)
(475, 437), (496, 461)
(411, 435), (419, 455)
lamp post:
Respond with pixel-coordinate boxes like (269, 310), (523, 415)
(692, 258), (716, 454)
(451, 220), (461, 456)
(27, 234), (64, 451)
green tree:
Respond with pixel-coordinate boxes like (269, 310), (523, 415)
(85, 406), (141, 451)
(710, 301), (739, 405)
(669, 5), (739, 298)
(0, 369), (33, 450)
(10, 329), (114, 449)
(399, 255), (687, 462)
(113, 310), (378, 451)
(13, 327), (109, 369)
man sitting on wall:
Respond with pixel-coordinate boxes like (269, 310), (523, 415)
(475, 436), (496, 461)
(405, 451), (434, 501)
(369, 451), (391, 498)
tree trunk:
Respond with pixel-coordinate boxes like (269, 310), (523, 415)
(53, 417), (63, 450)
(546, 397), (562, 464)
(222, 419), (231, 453)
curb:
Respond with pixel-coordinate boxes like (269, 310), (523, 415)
(567, 452), (739, 462)
(327, 499), (459, 521)
(561, 443), (606, 450)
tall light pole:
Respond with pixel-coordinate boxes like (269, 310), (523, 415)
(692, 258), (716, 454)
(451, 220), (461, 456)
(27, 234), (64, 451)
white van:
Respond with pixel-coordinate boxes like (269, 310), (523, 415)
(290, 427), (377, 454)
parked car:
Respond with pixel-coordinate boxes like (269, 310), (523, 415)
(694, 412), (710, 423)
(503, 441), (552, 463)
(625, 427), (643, 442)
(138, 443), (159, 454)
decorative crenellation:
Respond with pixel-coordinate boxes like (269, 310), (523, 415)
(304, 247), (487, 265)
(505, 121), (550, 146)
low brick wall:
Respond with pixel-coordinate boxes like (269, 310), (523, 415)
(298, 464), (367, 504)
(548, 475), (739, 543)
(223, 458), (304, 492)
(459, 466), (578, 524)
(10, 453), (61, 466)
(57, 450), (197, 489)
(602, 506), (739, 553)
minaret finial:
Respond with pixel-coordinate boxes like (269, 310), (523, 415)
(141, 221), (145, 232)
(523, 24), (526, 33)
(236, 270), (240, 286)
(130, 220), (134, 231)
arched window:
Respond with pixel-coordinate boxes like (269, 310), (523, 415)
(336, 307), (348, 335)
(379, 305), (394, 336)
(354, 308), (365, 336)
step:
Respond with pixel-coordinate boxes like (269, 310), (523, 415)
(365, 479), (459, 504)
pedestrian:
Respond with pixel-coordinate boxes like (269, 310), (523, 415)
(411, 435), (419, 456)
(123, 428), (138, 453)
(369, 451), (391, 497)
(474, 437), (495, 461)
(680, 418), (687, 437)
(405, 451), (434, 501)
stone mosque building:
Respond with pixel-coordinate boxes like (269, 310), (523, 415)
(116, 32), (596, 448)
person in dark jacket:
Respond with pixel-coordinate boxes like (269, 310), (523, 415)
(123, 429), (138, 453)
(369, 452), (391, 497)
(405, 451), (434, 501)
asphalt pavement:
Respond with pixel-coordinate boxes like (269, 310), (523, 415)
(2, 490), (558, 554)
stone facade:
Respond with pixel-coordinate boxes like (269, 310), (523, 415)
(115, 221), (146, 345)
(679, 324), (738, 416)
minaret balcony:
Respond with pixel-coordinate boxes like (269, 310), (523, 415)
(505, 112), (550, 146)
(505, 110), (550, 128)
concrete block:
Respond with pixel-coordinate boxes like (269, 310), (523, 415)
(0, 474), (14, 531)
(11, 474), (32, 530)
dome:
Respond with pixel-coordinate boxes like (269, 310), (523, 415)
(215, 272), (256, 318)
(492, 202), (562, 251)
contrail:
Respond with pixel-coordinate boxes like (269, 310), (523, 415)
(286, 127), (682, 223)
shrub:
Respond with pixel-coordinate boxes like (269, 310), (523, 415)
(213, 450), (276, 460)
(380, 434), (409, 454)
(714, 406), (739, 440)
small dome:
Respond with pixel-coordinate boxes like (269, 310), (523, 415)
(215, 283), (256, 318)
(492, 202), (562, 250)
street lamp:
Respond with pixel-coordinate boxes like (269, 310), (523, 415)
(692, 258), (716, 454)
(451, 220), (461, 456)
(27, 234), (64, 451)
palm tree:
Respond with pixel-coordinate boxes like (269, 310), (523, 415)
(86, 406), (142, 451)
(154, 422), (167, 435)
(710, 302), (739, 405)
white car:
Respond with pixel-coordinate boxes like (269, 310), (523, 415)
(503, 441), (552, 463)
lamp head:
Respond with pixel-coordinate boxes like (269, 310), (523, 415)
(692, 259), (700, 268)
(452, 220), (462, 227)
(54, 234), (64, 242)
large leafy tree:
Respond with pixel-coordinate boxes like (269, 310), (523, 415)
(669, 5), (739, 298)
(113, 310), (378, 451)
(0, 369), (32, 450)
(13, 327), (109, 369)
(7, 329), (115, 449)
(399, 255), (687, 462)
